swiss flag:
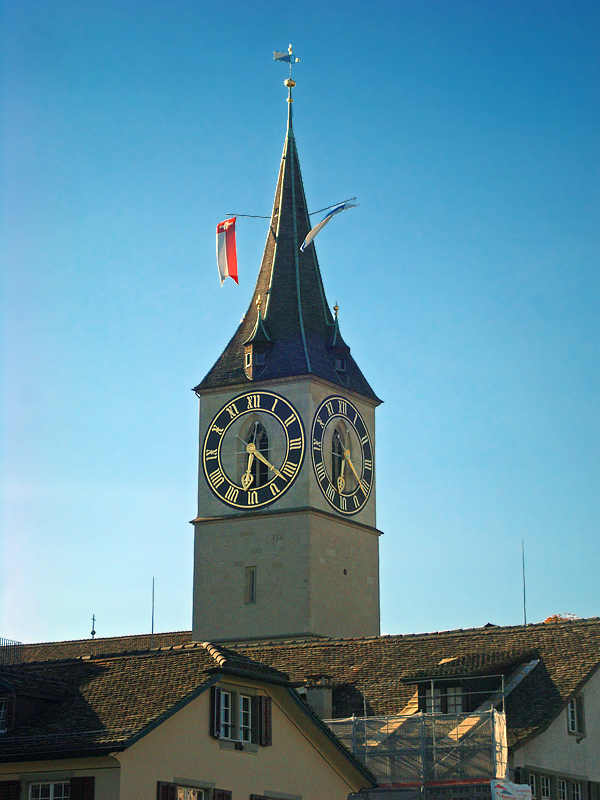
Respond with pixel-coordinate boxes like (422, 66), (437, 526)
(216, 217), (238, 285)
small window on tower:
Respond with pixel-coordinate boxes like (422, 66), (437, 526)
(245, 566), (257, 604)
(245, 351), (252, 368)
(335, 357), (347, 372)
(255, 352), (266, 366)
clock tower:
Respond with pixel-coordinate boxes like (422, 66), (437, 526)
(191, 79), (382, 643)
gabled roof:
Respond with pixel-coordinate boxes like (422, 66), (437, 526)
(231, 617), (600, 750)
(8, 618), (600, 753)
(0, 641), (288, 761)
(195, 102), (379, 403)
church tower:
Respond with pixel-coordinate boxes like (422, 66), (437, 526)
(191, 75), (382, 643)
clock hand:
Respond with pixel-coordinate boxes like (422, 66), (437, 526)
(249, 444), (285, 480)
(344, 449), (361, 482)
(242, 448), (255, 490)
(337, 457), (346, 493)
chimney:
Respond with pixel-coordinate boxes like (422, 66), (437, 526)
(305, 675), (333, 719)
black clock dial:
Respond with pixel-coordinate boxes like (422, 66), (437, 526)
(202, 390), (305, 510)
(311, 395), (373, 515)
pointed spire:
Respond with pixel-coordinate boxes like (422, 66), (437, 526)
(196, 84), (379, 403)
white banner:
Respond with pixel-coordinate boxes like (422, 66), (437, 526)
(491, 780), (532, 800)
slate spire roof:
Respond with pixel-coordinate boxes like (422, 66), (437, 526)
(196, 98), (379, 402)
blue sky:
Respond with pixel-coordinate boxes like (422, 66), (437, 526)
(1, 0), (598, 643)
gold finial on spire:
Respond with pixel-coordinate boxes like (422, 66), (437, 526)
(334, 302), (339, 317)
(256, 294), (262, 313)
(274, 44), (299, 103)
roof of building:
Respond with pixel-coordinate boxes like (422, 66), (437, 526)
(5, 618), (599, 754)
(0, 641), (287, 761)
(195, 99), (380, 402)
(231, 617), (600, 750)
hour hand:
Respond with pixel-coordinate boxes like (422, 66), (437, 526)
(241, 448), (255, 490)
(337, 455), (346, 493)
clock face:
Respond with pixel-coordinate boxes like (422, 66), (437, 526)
(311, 395), (373, 515)
(202, 390), (305, 510)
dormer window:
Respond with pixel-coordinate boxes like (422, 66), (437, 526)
(422, 684), (464, 714)
(245, 351), (252, 369)
(255, 352), (266, 366)
(335, 357), (347, 372)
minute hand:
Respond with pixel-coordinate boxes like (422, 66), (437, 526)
(344, 449), (361, 482)
(253, 449), (285, 480)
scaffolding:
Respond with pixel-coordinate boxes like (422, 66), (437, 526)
(0, 638), (23, 665)
(326, 709), (507, 786)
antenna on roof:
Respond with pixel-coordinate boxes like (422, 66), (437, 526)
(151, 576), (155, 649)
(90, 614), (96, 639)
(522, 539), (527, 626)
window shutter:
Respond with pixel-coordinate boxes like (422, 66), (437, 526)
(156, 782), (177, 800)
(0, 781), (21, 800)
(213, 791), (232, 800)
(210, 685), (222, 738)
(257, 695), (272, 747)
(70, 777), (95, 800)
(250, 695), (259, 744)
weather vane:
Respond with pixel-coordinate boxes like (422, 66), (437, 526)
(274, 45), (300, 102)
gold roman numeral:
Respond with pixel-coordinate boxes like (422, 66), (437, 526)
(364, 458), (372, 471)
(271, 398), (278, 411)
(269, 483), (281, 496)
(209, 468), (225, 489)
(315, 462), (326, 482)
(205, 449), (218, 459)
(326, 402), (334, 417)
(225, 402), (240, 419)
(313, 438), (322, 451)
(284, 413), (296, 427)
(281, 462), (297, 477)
(338, 400), (347, 416)
(289, 438), (302, 450)
(247, 491), (258, 506)
(360, 434), (369, 445)
(325, 484), (336, 501)
(225, 486), (239, 503)
(247, 394), (260, 409)
(340, 496), (347, 511)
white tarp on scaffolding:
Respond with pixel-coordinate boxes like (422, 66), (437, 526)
(491, 781), (532, 800)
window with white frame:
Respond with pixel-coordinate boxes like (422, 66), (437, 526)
(220, 689), (234, 739)
(540, 776), (551, 799)
(558, 780), (568, 800)
(30, 783), (70, 800)
(530, 774), (537, 797)
(239, 694), (252, 742)
(568, 696), (585, 734)
(572, 784), (581, 800)
(219, 690), (253, 742)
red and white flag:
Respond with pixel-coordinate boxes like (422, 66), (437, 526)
(216, 217), (238, 285)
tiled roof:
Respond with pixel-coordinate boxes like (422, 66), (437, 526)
(399, 649), (538, 681)
(0, 641), (286, 761)
(195, 103), (380, 403)
(5, 618), (599, 754)
(231, 617), (600, 750)
(11, 630), (192, 663)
